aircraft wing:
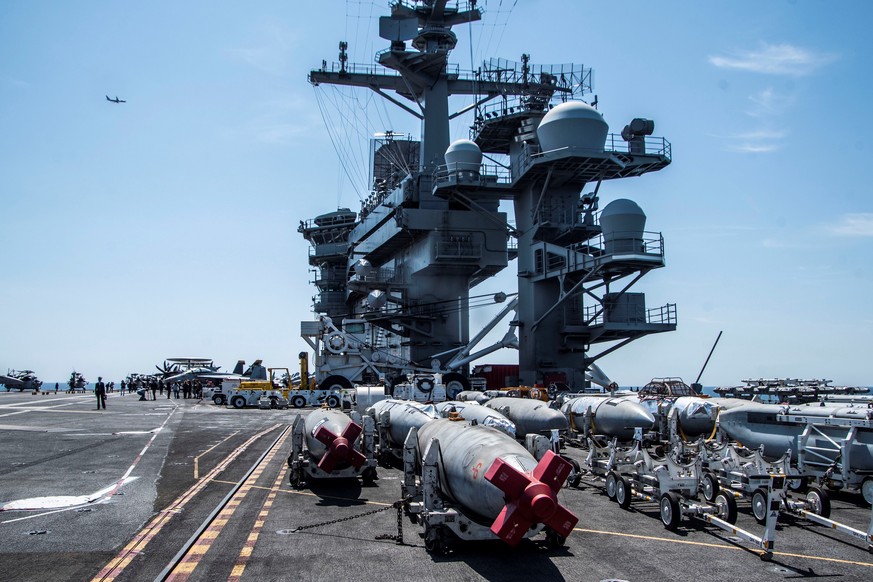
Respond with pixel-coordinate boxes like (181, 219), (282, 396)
(0, 376), (23, 387)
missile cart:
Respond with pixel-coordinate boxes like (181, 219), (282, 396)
(287, 409), (377, 487)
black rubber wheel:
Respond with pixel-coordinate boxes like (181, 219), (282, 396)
(269, 397), (278, 409)
(361, 467), (378, 486)
(326, 394), (341, 408)
(424, 527), (448, 555)
(605, 471), (618, 500)
(231, 396), (246, 409)
(212, 395), (226, 406)
(615, 476), (632, 509)
(563, 457), (581, 488)
(714, 491), (738, 525)
(291, 395), (306, 408)
(861, 477), (873, 507)
(544, 527), (566, 549)
(319, 375), (353, 392)
(751, 487), (769, 525)
(701, 472), (720, 503)
(806, 486), (831, 519)
(659, 492), (682, 531)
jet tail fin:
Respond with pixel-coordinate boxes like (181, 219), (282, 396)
(232, 360), (245, 375)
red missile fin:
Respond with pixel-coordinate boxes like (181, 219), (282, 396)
(532, 450), (573, 494)
(314, 420), (365, 473)
(485, 452), (579, 546)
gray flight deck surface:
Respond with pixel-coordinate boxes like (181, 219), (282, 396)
(1, 391), (871, 581)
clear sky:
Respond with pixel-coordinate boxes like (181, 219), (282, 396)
(2, 1), (871, 386)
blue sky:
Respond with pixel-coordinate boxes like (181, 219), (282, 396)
(2, 1), (871, 386)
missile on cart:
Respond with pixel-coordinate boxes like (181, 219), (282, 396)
(671, 396), (720, 436)
(366, 398), (438, 447)
(435, 400), (516, 437)
(561, 395), (655, 439)
(417, 419), (578, 546)
(483, 397), (568, 438)
(456, 390), (491, 404)
(719, 401), (873, 467)
(304, 408), (366, 472)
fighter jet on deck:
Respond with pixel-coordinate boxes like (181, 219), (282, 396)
(105, 95), (126, 103)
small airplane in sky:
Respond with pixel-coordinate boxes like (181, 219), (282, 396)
(105, 95), (126, 103)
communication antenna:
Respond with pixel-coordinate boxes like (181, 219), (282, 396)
(692, 331), (723, 394)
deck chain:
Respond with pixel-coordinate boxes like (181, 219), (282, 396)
(291, 498), (406, 544)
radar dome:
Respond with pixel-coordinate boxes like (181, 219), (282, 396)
(444, 139), (482, 171)
(367, 290), (387, 309)
(599, 199), (646, 254)
(536, 101), (608, 153)
(354, 258), (373, 278)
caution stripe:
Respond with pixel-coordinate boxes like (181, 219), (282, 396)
(228, 465), (288, 581)
(91, 424), (281, 582)
(165, 427), (291, 581)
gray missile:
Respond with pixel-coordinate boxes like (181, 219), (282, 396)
(417, 419), (578, 546)
(435, 400), (516, 437)
(719, 401), (873, 468)
(456, 390), (490, 404)
(303, 408), (366, 472)
(562, 395), (655, 439)
(483, 397), (568, 438)
(366, 398), (438, 448)
(671, 396), (720, 436)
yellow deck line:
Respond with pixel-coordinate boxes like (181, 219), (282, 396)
(574, 527), (873, 568)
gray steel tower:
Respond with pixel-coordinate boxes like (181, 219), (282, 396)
(303, 1), (676, 390)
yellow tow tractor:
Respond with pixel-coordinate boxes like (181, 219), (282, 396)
(286, 352), (352, 409)
(224, 367), (291, 409)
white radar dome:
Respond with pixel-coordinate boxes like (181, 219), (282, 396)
(536, 101), (608, 153)
(599, 199), (647, 253)
(444, 139), (482, 171)
(354, 258), (373, 278)
(367, 290), (387, 309)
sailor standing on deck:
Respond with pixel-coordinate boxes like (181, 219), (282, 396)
(95, 377), (107, 410)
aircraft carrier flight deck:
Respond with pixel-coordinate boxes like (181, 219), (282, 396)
(1, 391), (871, 582)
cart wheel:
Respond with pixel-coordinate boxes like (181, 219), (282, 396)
(806, 486), (831, 519)
(714, 491), (738, 524)
(787, 475), (808, 493)
(659, 492), (682, 531)
(231, 395), (246, 409)
(326, 394), (341, 408)
(751, 487), (769, 525)
(702, 472), (720, 503)
(605, 471), (618, 500)
(566, 458), (582, 488)
(424, 527), (449, 555)
(212, 394), (226, 406)
(291, 395), (306, 408)
(544, 527), (566, 549)
(861, 477), (873, 506)
(615, 476), (632, 510)
(361, 467), (377, 486)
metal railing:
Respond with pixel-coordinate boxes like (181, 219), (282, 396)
(578, 302), (676, 327)
(435, 240), (482, 261)
(570, 231), (664, 257)
(432, 162), (512, 187)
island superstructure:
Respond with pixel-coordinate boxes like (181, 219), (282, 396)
(299, 0), (676, 392)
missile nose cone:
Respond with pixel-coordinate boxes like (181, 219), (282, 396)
(530, 491), (557, 520)
(632, 406), (656, 428)
(332, 438), (350, 458)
